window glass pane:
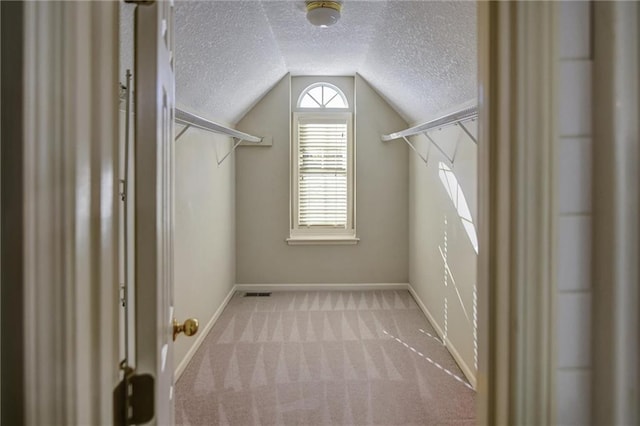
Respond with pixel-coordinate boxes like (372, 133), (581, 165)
(298, 83), (348, 109)
(307, 87), (324, 105)
(322, 87), (336, 103)
(297, 119), (348, 227)
(300, 94), (321, 108)
(325, 93), (347, 108)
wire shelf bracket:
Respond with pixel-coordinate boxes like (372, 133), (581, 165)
(381, 106), (477, 166)
(175, 108), (263, 166)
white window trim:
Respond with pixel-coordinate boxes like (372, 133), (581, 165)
(288, 111), (357, 245)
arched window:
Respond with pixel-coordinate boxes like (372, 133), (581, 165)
(288, 80), (355, 244)
(297, 82), (348, 109)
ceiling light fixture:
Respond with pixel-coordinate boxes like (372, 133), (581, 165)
(306, 1), (342, 28)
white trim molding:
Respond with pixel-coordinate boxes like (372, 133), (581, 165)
(174, 283), (478, 400)
(407, 285), (477, 389)
(235, 283), (409, 292)
(178, 282), (476, 393)
(477, 2), (557, 424)
(175, 283), (410, 382)
(592, 3), (640, 424)
(175, 285), (238, 380)
(290, 112), (356, 242)
(286, 236), (360, 245)
(22, 2), (119, 424)
(511, 3), (556, 423)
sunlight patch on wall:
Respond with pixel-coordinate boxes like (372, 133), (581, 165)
(438, 162), (478, 254)
(437, 162), (479, 376)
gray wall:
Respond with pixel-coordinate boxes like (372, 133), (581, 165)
(408, 119), (478, 384)
(235, 74), (409, 284)
(174, 129), (236, 366)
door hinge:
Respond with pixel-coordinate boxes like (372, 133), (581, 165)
(120, 284), (126, 307)
(114, 361), (155, 425)
(120, 179), (126, 202)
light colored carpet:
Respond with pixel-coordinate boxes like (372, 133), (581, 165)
(175, 290), (475, 425)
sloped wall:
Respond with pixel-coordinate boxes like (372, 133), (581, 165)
(174, 129), (237, 369)
(409, 120), (478, 385)
(235, 74), (409, 284)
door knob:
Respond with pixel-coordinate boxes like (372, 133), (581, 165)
(173, 318), (199, 341)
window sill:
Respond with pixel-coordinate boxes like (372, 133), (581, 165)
(286, 236), (360, 246)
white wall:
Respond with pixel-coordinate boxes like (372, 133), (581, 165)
(173, 128), (236, 367)
(408, 120), (478, 385)
(235, 74), (409, 284)
(554, 2), (593, 424)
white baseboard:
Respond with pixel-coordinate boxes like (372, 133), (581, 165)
(174, 284), (238, 380)
(235, 283), (409, 292)
(175, 283), (406, 379)
(407, 284), (477, 390)
(174, 282), (477, 391)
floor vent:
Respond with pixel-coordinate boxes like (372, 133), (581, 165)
(244, 292), (272, 297)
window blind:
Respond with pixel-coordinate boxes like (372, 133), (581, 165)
(297, 120), (348, 227)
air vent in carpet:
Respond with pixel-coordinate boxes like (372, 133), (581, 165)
(244, 292), (272, 297)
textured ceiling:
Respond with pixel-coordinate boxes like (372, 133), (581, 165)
(120, 0), (476, 126)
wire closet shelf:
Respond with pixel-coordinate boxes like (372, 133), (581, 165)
(381, 106), (477, 166)
(175, 108), (263, 166)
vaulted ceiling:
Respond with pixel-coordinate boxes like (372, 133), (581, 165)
(120, 0), (477, 126)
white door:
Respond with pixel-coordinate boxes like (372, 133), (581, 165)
(134, 1), (176, 424)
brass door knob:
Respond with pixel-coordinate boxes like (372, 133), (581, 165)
(173, 318), (199, 341)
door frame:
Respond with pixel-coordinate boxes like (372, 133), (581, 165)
(0, 1), (551, 424)
(476, 2), (557, 424)
(11, 1), (637, 424)
(1, 2), (27, 424)
(592, 2), (640, 424)
(1, 1), (120, 424)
